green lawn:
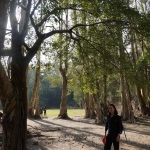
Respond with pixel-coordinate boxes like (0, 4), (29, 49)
(44, 109), (85, 117)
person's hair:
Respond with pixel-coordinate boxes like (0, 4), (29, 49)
(108, 104), (118, 116)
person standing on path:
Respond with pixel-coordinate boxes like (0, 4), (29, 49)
(104, 104), (122, 150)
(43, 106), (47, 116)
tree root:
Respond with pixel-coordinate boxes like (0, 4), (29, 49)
(57, 115), (72, 120)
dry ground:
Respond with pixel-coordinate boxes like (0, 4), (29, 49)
(26, 116), (150, 150)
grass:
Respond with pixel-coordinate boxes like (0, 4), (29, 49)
(43, 109), (85, 117)
(0, 109), (85, 117)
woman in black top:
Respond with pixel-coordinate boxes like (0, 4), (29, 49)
(104, 104), (122, 150)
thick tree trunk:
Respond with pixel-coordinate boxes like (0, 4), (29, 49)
(89, 94), (96, 118)
(58, 68), (68, 119)
(92, 94), (103, 123)
(84, 93), (90, 118)
(34, 50), (41, 118)
(136, 87), (148, 115)
(2, 64), (27, 150)
(124, 79), (135, 122)
(120, 75), (134, 122)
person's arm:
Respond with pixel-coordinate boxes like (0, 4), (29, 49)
(116, 116), (121, 141)
(105, 116), (108, 136)
(117, 116), (122, 134)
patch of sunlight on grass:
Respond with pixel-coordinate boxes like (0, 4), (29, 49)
(45, 109), (85, 117)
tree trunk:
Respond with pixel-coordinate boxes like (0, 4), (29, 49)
(118, 25), (134, 121)
(92, 94), (103, 123)
(136, 87), (148, 115)
(148, 101), (150, 116)
(2, 64), (27, 150)
(120, 74), (134, 122)
(34, 50), (41, 118)
(34, 67), (40, 118)
(131, 34), (148, 116)
(103, 74), (108, 116)
(28, 67), (38, 117)
(58, 68), (68, 119)
(124, 79), (135, 123)
(84, 93), (90, 118)
(89, 94), (96, 118)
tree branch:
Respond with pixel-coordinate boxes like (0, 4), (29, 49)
(24, 36), (44, 64)
(20, 0), (32, 39)
(70, 20), (128, 31)
(76, 34), (120, 70)
(35, 5), (87, 28)
(23, 42), (31, 51)
(30, 0), (42, 36)
(10, 0), (18, 34)
(36, 7), (60, 28)
(25, 19), (127, 65)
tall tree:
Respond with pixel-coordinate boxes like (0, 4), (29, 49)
(0, 1), (80, 149)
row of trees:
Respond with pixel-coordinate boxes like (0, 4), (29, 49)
(27, 69), (79, 109)
(0, 0), (150, 149)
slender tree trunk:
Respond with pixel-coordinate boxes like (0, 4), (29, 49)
(103, 74), (108, 116)
(84, 93), (90, 118)
(34, 49), (41, 118)
(58, 9), (69, 119)
(58, 68), (68, 119)
(34, 64), (40, 117)
(103, 74), (107, 105)
(28, 68), (38, 116)
(120, 75), (128, 119)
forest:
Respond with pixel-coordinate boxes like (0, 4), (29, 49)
(0, 0), (150, 150)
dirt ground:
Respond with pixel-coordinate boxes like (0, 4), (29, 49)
(26, 116), (150, 150)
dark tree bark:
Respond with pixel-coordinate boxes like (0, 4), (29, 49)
(2, 59), (28, 150)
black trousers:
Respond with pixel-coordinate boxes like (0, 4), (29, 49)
(104, 135), (119, 150)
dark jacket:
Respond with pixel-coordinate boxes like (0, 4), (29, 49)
(105, 115), (122, 137)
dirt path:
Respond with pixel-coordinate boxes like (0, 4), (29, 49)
(27, 116), (150, 150)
